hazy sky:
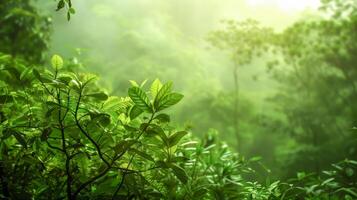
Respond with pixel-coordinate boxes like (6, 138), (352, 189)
(48, 0), (322, 95)
(246, 0), (320, 12)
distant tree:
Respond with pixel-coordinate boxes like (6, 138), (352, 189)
(266, 0), (357, 175)
(0, 0), (51, 64)
(207, 19), (273, 152)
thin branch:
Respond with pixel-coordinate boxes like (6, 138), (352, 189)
(73, 112), (156, 199)
(111, 113), (156, 199)
(112, 155), (135, 199)
(74, 92), (110, 166)
(46, 140), (65, 153)
(57, 88), (73, 200)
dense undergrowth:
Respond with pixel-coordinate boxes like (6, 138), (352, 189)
(0, 54), (356, 199)
(1, 0), (357, 199)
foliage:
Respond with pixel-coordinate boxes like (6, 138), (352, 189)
(266, 0), (357, 176)
(55, 0), (75, 21)
(0, 53), (186, 199)
(2, 0), (357, 199)
(0, 0), (51, 63)
(1, 52), (356, 199)
(0, 54), (253, 199)
(207, 0), (357, 178)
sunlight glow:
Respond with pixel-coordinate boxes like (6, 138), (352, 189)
(246, 0), (320, 13)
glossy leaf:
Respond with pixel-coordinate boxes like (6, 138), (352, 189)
(51, 54), (63, 69)
(86, 92), (109, 101)
(154, 113), (170, 123)
(129, 148), (154, 162)
(128, 86), (152, 112)
(168, 163), (188, 184)
(168, 131), (188, 147)
(129, 105), (143, 120)
(114, 139), (137, 155)
(154, 82), (172, 109)
(156, 93), (184, 111)
(150, 79), (162, 99)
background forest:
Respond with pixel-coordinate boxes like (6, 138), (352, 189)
(1, 0), (357, 199)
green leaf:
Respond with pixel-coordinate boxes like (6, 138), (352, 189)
(9, 130), (27, 148)
(150, 79), (162, 99)
(57, 74), (75, 85)
(335, 188), (357, 197)
(193, 188), (208, 198)
(67, 12), (71, 21)
(154, 113), (170, 123)
(86, 92), (108, 101)
(140, 79), (148, 88)
(156, 161), (169, 169)
(129, 148), (154, 162)
(51, 54), (64, 69)
(114, 139), (137, 155)
(50, 80), (67, 89)
(168, 131), (188, 147)
(56, 0), (65, 11)
(20, 67), (32, 81)
(146, 125), (168, 145)
(65, 0), (72, 7)
(128, 87), (152, 112)
(129, 105), (143, 120)
(33, 69), (52, 83)
(103, 97), (122, 111)
(69, 7), (75, 14)
(154, 82), (172, 109)
(156, 93), (184, 111)
(90, 112), (111, 127)
(346, 168), (354, 177)
(32, 69), (41, 80)
(321, 178), (335, 186)
(249, 156), (262, 162)
(0, 54), (11, 62)
(129, 80), (139, 87)
(3, 66), (21, 80)
(124, 125), (138, 132)
(69, 79), (81, 91)
(2, 128), (12, 139)
(168, 163), (188, 184)
(297, 172), (306, 180)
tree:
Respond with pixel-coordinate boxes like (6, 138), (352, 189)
(0, 0), (51, 64)
(207, 19), (273, 152)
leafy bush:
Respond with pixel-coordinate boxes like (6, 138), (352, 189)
(1, 54), (357, 200)
(0, 54), (250, 199)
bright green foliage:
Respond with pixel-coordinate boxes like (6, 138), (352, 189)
(0, 54), (249, 199)
(51, 54), (64, 70)
(2, 53), (354, 199)
(128, 86), (153, 112)
(1, 52), (193, 199)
